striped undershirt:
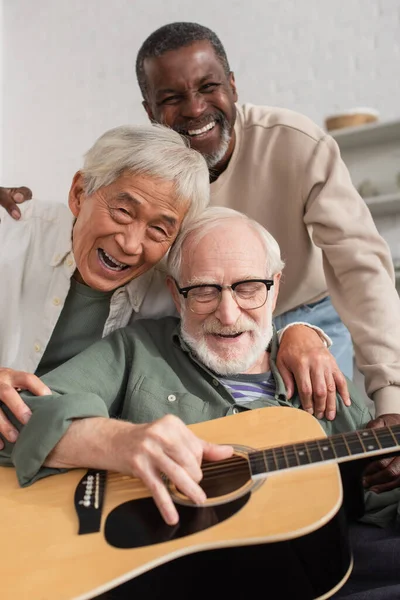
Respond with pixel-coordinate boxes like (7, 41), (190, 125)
(219, 371), (276, 405)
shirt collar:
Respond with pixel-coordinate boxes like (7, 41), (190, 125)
(121, 254), (170, 311)
(172, 322), (287, 398)
(49, 213), (75, 266)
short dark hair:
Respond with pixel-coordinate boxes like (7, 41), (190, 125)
(136, 22), (231, 100)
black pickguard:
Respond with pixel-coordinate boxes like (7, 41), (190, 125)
(104, 493), (250, 548)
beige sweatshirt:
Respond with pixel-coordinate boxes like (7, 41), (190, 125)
(210, 103), (400, 415)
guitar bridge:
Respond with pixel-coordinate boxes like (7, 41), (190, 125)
(74, 469), (107, 535)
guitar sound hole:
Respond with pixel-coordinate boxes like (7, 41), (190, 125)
(199, 455), (251, 498)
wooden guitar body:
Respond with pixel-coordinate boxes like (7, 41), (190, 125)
(1, 407), (356, 599)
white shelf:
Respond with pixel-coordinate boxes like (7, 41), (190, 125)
(364, 192), (400, 217)
(329, 118), (400, 150)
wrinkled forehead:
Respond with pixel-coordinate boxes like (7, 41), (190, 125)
(101, 171), (188, 221)
(181, 223), (267, 281)
(143, 41), (225, 92)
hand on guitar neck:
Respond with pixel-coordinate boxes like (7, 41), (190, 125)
(363, 413), (400, 493)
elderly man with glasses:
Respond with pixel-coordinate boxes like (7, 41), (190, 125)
(0, 206), (372, 525)
(4, 205), (400, 600)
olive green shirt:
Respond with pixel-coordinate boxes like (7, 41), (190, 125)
(36, 279), (113, 377)
(0, 317), (372, 487)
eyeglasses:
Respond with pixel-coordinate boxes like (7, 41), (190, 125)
(176, 279), (274, 314)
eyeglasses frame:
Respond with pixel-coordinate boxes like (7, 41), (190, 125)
(175, 278), (274, 313)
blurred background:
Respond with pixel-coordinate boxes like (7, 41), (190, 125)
(1, 0), (399, 395)
(0, 0), (399, 202)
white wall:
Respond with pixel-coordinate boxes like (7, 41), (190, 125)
(1, 0), (400, 203)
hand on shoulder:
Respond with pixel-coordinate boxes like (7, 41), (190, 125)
(0, 186), (32, 220)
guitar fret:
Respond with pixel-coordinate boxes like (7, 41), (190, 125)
(260, 448), (278, 473)
(355, 431), (366, 452)
(273, 447), (287, 470)
(342, 433), (352, 456)
(251, 424), (400, 480)
(281, 445), (288, 468)
(344, 432), (365, 454)
(388, 425), (400, 446)
(249, 451), (269, 476)
(292, 444), (301, 465)
(295, 442), (311, 465)
(283, 444), (299, 468)
(390, 425), (400, 444)
(328, 438), (338, 458)
(316, 438), (335, 460)
(369, 428), (389, 449)
(330, 435), (349, 457)
(356, 430), (380, 453)
(266, 448), (278, 472)
(307, 442), (323, 464)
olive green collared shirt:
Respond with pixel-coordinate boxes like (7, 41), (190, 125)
(0, 317), (372, 488)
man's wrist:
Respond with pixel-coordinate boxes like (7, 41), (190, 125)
(46, 417), (133, 473)
(372, 387), (400, 417)
(277, 322), (332, 348)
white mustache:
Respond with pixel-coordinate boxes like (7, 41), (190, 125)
(202, 318), (257, 336)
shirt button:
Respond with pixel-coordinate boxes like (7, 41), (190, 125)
(233, 408), (239, 414)
(167, 394), (176, 402)
(212, 379), (219, 387)
(52, 297), (61, 306)
(34, 343), (41, 353)
(65, 257), (74, 267)
(54, 254), (61, 262)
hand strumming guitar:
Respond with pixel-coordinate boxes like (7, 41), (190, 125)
(45, 415), (234, 526)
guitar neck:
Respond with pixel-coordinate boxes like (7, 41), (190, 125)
(249, 424), (400, 477)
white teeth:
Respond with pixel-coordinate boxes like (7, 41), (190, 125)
(100, 249), (127, 270)
(104, 250), (126, 268)
(188, 121), (215, 136)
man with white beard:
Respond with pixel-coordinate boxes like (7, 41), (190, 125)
(173, 207), (281, 378)
(0, 205), (371, 529)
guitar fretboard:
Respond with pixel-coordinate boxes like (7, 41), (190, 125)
(249, 425), (400, 476)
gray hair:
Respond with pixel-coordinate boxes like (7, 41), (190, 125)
(136, 22), (230, 100)
(81, 123), (210, 224)
(168, 206), (285, 280)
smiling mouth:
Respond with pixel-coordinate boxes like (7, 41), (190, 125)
(185, 121), (217, 137)
(213, 332), (243, 339)
(98, 249), (130, 272)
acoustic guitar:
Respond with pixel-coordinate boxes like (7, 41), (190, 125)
(1, 406), (399, 600)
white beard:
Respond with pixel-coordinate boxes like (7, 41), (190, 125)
(180, 309), (274, 376)
(203, 125), (231, 169)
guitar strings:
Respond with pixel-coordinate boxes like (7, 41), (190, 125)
(199, 427), (400, 468)
(102, 427), (400, 493)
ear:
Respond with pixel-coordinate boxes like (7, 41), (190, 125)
(228, 72), (238, 102)
(142, 100), (154, 122)
(166, 275), (183, 315)
(271, 272), (282, 313)
(68, 171), (86, 217)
